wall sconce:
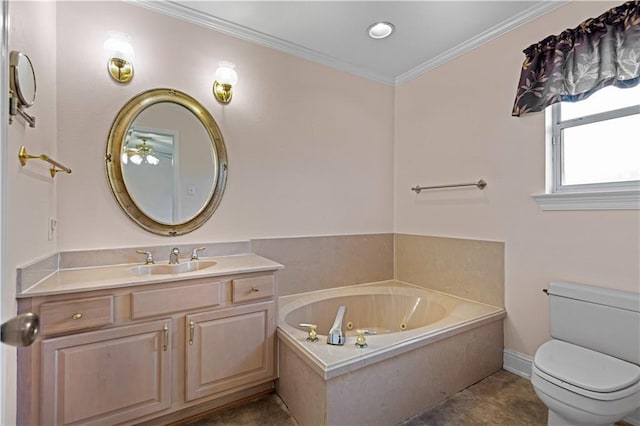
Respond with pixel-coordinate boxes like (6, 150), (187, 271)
(104, 33), (135, 83)
(213, 62), (238, 104)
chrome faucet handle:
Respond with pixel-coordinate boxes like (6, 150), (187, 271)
(169, 248), (180, 264)
(190, 247), (206, 261)
(136, 250), (154, 265)
(299, 323), (319, 342)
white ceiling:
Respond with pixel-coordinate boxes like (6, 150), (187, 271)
(134, 1), (567, 86)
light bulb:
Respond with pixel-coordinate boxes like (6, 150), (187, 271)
(130, 154), (142, 165)
(146, 155), (160, 166)
(215, 62), (238, 86)
(104, 33), (135, 62)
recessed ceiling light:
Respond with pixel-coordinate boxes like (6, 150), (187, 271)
(367, 22), (394, 39)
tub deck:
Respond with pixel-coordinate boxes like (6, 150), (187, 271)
(276, 281), (506, 426)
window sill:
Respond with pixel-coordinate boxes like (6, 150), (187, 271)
(532, 190), (640, 211)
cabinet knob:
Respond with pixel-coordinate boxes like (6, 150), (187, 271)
(71, 313), (83, 320)
(251, 287), (259, 292)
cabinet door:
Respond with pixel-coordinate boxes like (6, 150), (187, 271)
(185, 301), (275, 402)
(41, 319), (172, 426)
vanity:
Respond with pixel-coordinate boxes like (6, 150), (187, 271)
(16, 253), (283, 425)
(13, 70), (276, 424)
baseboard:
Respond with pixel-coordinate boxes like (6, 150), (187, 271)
(503, 349), (640, 425)
(503, 349), (533, 379)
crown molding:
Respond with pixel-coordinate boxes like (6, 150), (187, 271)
(128, 0), (567, 87)
(127, 0), (395, 86)
(395, 1), (568, 85)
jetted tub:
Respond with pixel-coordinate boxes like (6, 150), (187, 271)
(276, 281), (506, 425)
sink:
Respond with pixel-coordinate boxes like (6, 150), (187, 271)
(129, 260), (217, 276)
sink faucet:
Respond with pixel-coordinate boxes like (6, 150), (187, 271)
(190, 247), (206, 261)
(169, 248), (180, 264)
(327, 305), (346, 345)
(136, 250), (154, 265)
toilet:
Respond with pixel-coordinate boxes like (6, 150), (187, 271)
(531, 281), (640, 426)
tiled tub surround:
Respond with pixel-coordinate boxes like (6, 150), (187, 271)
(277, 282), (505, 425)
(395, 234), (505, 307)
(252, 234), (394, 296)
(18, 233), (500, 300)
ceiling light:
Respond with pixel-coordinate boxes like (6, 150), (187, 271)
(122, 139), (159, 166)
(368, 22), (394, 39)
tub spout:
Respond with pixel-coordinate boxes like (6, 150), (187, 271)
(327, 305), (346, 345)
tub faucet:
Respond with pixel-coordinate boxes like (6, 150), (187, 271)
(327, 305), (346, 345)
(169, 248), (180, 264)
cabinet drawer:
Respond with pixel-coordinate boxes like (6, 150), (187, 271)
(232, 275), (274, 303)
(132, 281), (221, 319)
(40, 296), (114, 335)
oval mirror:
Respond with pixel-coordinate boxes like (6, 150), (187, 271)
(106, 88), (228, 236)
(10, 51), (36, 107)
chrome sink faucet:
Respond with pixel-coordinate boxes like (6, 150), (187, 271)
(136, 250), (154, 265)
(169, 248), (180, 264)
(327, 305), (346, 345)
(190, 247), (206, 261)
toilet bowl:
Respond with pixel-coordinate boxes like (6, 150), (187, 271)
(532, 340), (640, 425)
(532, 282), (640, 426)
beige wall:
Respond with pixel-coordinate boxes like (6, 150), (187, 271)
(4, 2), (58, 424)
(55, 1), (395, 250)
(393, 1), (640, 356)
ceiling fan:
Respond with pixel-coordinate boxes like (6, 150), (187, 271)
(122, 130), (173, 166)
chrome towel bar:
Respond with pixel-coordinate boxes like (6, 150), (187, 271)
(411, 179), (487, 194)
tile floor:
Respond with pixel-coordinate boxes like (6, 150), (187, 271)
(182, 369), (634, 425)
(183, 369), (551, 425)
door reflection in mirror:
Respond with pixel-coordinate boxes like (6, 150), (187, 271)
(106, 88), (227, 236)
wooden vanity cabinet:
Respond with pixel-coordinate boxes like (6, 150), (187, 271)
(40, 319), (172, 425)
(185, 301), (275, 401)
(17, 271), (278, 426)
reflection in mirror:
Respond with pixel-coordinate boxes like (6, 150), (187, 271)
(122, 102), (218, 225)
(9, 51), (37, 127)
(106, 89), (227, 236)
(10, 51), (36, 106)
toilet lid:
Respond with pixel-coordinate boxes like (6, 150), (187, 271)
(534, 340), (640, 393)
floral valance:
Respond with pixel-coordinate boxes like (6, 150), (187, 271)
(512, 1), (640, 116)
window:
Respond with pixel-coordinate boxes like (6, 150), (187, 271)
(552, 84), (640, 191)
(534, 85), (640, 210)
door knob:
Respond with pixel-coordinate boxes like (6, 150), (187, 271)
(1, 313), (39, 347)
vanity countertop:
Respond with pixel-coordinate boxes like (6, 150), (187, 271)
(18, 254), (283, 298)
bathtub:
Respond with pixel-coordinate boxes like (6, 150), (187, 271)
(276, 281), (506, 425)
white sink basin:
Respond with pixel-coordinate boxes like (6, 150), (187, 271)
(129, 260), (217, 276)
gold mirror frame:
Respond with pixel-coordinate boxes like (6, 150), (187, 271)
(106, 88), (228, 236)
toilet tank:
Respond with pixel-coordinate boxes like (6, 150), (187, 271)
(548, 281), (640, 365)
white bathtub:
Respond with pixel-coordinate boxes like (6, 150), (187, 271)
(276, 281), (506, 425)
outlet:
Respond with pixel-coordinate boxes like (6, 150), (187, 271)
(48, 217), (57, 241)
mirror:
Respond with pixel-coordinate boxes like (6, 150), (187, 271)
(106, 88), (228, 236)
(10, 51), (36, 107)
